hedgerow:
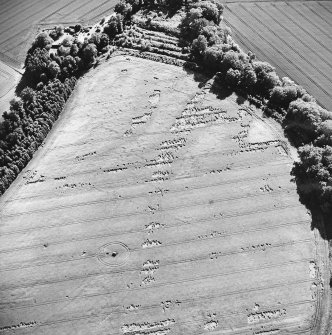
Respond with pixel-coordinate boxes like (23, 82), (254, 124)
(176, 0), (332, 215)
(0, 24), (103, 195)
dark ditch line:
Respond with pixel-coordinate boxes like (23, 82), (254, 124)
(8, 152), (289, 202)
(4, 279), (315, 332)
(0, 216), (311, 290)
(0, 199), (303, 240)
(15, 144), (268, 183)
(0, 193), (302, 255)
(0, 186), (298, 237)
(1, 241), (313, 294)
(2, 166), (292, 218)
(22, 300), (314, 335)
(1, 257), (313, 311)
(0, 214), (311, 271)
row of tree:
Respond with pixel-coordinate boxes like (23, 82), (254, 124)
(0, 78), (76, 194)
(0, 23), (107, 194)
(1, 0), (330, 216)
(0, 0), (132, 196)
(181, 0), (332, 214)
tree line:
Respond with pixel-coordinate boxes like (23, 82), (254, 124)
(0, 0), (331, 217)
(0, 22), (107, 195)
(179, 0), (332, 215)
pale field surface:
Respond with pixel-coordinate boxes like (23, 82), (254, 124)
(0, 55), (329, 334)
(223, 1), (332, 111)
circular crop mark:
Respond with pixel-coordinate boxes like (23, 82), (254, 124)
(97, 242), (130, 267)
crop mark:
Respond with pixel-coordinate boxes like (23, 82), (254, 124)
(203, 320), (219, 331)
(121, 319), (175, 335)
(248, 308), (286, 324)
(103, 166), (128, 173)
(148, 188), (169, 197)
(253, 328), (280, 335)
(148, 90), (160, 106)
(7, 157), (290, 203)
(23, 170), (46, 185)
(1, 183), (295, 226)
(54, 176), (66, 180)
(11, 300), (312, 335)
(0, 321), (37, 332)
(75, 151), (97, 161)
(1, 258), (313, 315)
(198, 231), (225, 240)
(0, 203), (305, 254)
(141, 275), (156, 286)
(142, 239), (162, 248)
(260, 185), (273, 193)
(132, 112), (152, 126)
(309, 261), (317, 279)
(56, 182), (92, 190)
(148, 170), (171, 182)
(12, 143), (289, 198)
(141, 260), (160, 275)
(124, 304), (141, 312)
(159, 137), (186, 150)
(145, 152), (175, 168)
(0, 225), (311, 275)
(161, 300), (181, 313)
(170, 109), (229, 132)
(147, 204), (160, 214)
(97, 242), (130, 267)
(145, 222), (166, 234)
(241, 243), (272, 253)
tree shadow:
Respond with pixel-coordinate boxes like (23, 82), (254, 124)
(236, 94), (246, 105)
(304, 199), (331, 240)
(286, 134), (331, 241)
(15, 72), (33, 95)
(182, 65), (332, 241)
(210, 81), (233, 101)
(182, 65), (211, 87)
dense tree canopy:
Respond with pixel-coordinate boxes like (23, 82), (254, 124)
(1, 0), (331, 220)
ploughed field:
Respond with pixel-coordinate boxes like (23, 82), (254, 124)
(224, 1), (332, 111)
(0, 55), (326, 334)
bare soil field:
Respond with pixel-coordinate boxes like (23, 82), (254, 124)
(0, 0), (118, 69)
(223, 1), (332, 111)
(0, 54), (329, 334)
